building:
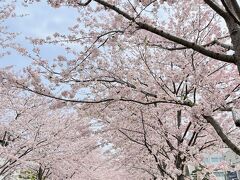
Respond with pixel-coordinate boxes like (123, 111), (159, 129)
(188, 149), (240, 180)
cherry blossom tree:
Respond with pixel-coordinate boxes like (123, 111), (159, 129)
(0, 82), (116, 180)
(0, 0), (17, 58)
(4, 0), (240, 179)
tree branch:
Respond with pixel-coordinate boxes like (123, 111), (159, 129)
(231, 0), (240, 20)
(78, 0), (92, 6)
(203, 115), (240, 156)
(118, 129), (144, 146)
(93, 0), (238, 64)
(221, 0), (240, 25)
(70, 77), (157, 98)
(204, 0), (228, 19)
(15, 82), (193, 107)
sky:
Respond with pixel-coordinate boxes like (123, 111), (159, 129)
(0, 1), (79, 70)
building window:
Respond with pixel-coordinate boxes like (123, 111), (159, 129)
(211, 157), (223, 163)
(213, 172), (225, 177)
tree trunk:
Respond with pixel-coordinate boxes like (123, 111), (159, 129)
(37, 166), (44, 180)
(177, 174), (185, 180)
(224, 1), (240, 72)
